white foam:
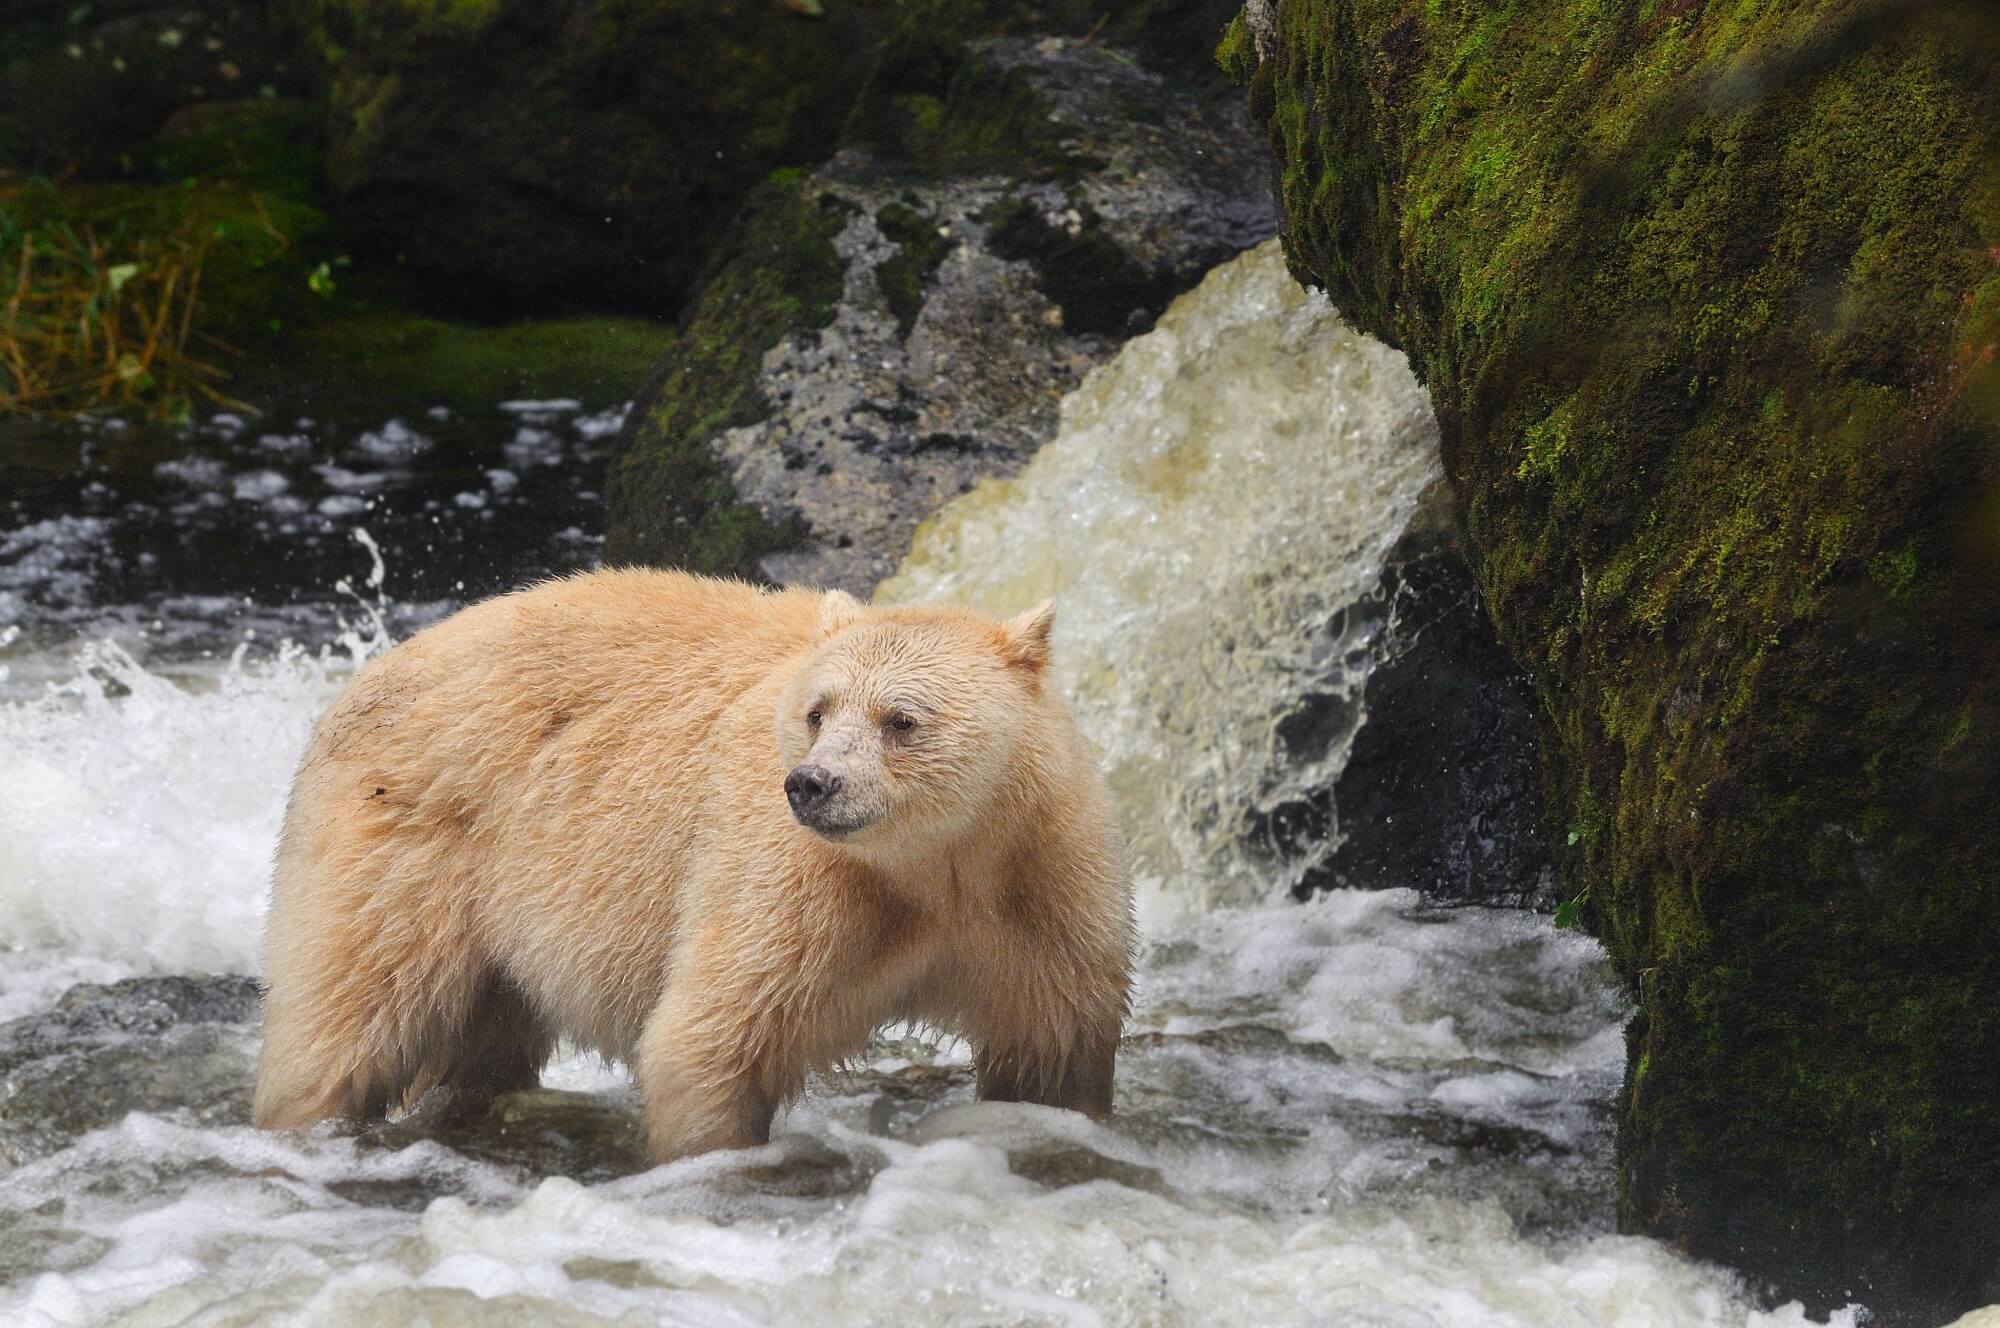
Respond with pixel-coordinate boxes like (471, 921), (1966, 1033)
(0, 641), (349, 984)
(0, 1096), (1860, 1328)
(0, 540), (389, 997)
(232, 469), (291, 502)
(152, 456), (231, 489)
(499, 399), (583, 414)
(351, 419), (432, 461)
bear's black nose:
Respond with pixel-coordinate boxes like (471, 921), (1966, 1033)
(785, 764), (842, 816)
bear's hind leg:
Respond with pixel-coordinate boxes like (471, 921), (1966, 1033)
(434, 974), (555, 1105)
(254, 923), (487, 1131)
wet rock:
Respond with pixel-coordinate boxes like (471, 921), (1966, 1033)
(1008, 1144), (1170, 1195)
(1262, 485), (1556, 909)
(608, 33), (1276, 587)
(357, 1088), (650, 1197)
(0, 975), (262, 1168)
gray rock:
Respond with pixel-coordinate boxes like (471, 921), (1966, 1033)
(607, 34), (1277, 589)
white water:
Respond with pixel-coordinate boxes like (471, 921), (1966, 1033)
(879, 241), (1439, 914)
(0, 246), (1859, 1325)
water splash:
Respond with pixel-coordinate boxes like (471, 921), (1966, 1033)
(0, 532), (393, 1012)
(879, 241), (1441, 916)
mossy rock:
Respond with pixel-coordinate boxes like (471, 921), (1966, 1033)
(602, 176), (843, 576)
(0, 3), (308, 177)
(1244, 1), (2000, 1319)
(274, 0), (1241, 318)
(271, 0), (906, 316)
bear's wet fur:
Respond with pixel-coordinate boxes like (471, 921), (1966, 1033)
(253, 570), (1133, 1161)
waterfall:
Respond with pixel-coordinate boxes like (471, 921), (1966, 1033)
(878, 240), (1442, 917)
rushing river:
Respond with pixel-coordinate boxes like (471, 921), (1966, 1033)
(0, 245), (1854, 1325)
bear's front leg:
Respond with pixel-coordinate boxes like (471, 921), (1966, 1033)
(973, 1012), (1120, 1118)
(635, 981), (784, 1163)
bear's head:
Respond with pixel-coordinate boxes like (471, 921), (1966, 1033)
(775, 589), (1057, 854)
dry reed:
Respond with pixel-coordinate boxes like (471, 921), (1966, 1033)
(0, 187), (243, 419)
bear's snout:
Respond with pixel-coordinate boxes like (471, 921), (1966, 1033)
(785, 764), (846, 828)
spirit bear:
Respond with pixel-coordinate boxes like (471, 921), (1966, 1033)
(252, 570), (1133, 1161)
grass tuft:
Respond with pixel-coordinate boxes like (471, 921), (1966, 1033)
(0, 181), (250, 420)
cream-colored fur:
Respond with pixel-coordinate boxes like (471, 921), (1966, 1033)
(252, 569), (1133, 1162)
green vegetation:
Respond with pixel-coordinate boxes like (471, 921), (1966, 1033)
(0, 172), (332, 419)
(0, 183), (232, 418)
(1243, 1), (2000, 1317)
(0, 84), (670, 423)
(287, 313), (672, 415)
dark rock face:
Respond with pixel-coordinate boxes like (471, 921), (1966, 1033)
(279, 0), (1245, 318)
(283, 0), (902, 317)
(1241, 0), (2000, 1319)
(606, 33), (1275, 587)
(0, 3), (307, 175)
(1270, 489), (1555, 909)
(0, 975), (262, 1168)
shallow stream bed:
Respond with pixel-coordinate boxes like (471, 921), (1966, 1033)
(0, 246), (1858, 1326)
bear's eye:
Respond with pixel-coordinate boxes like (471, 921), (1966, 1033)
(807, 709), (822, 729)
(887, 714), (916, 734)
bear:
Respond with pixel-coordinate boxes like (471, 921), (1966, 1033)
(252, 569), (1134, 1162)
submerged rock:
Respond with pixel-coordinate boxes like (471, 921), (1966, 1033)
(1242, 0), (2000, 1318)
(607, 31), (1275, 587)
(0, 975), (262, 1169)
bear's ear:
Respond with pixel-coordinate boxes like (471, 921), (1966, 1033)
(999, 600), (1056, 672)
(816, 589), (867, 640)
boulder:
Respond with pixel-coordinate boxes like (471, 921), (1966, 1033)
(278, 0), (897, 315)
(0, 975), (262, 1168)
(278, 0), (1243, 316)
(605, 28), (1274, 585)
(1239, 0), (2000, 1319)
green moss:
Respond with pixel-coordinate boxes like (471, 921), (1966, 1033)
(282, 0), (506, 55)
(1255, 0), (2000, 1316)
(285, 0), (906, 314)
(846, 28), (1088, 182)
(604, 177), (848, 576)
(872, 201), (950, 337)
(1215, 13), (1256, 83)
(275, 314), (670, 414)
(136, 100), (326, 203)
